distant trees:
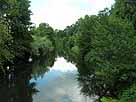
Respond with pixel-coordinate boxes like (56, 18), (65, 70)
(31, 23), (55, 57)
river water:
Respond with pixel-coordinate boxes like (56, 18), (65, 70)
(0, 57), (96, 102)
(31, 57), (94, 102)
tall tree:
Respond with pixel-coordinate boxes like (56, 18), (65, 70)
(0, 0), (14, 73)
(7, 0), (32, 60)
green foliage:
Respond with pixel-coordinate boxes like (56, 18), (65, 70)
(6, 0), (32, 59)
(101, 97), (118, 102)
(56, 1), (136, 101)
(85, 15), (136, 96)
(31, 23), (55, 57)
(112, 0), (136, 29)
(0, 0), (32, 73)
(119, 84), (136, 102)
(31, 35), (54, 56)
(54, 30), (65, 56)
(0, 0), (14, 72)
(0, 23), (13, 61)
(0, 22), (13, 72)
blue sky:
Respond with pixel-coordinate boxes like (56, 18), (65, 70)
(30, 0), (115, 29)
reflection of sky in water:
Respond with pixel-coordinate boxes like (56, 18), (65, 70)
(31, 57), (94, 102)
(50, 57), (77, 72)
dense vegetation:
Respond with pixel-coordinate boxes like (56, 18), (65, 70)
(31, 23), (55, 57)
(0, 0), (56, 76)
(0, 0), (32, 74)
(55, 0), (136, 101)
(0, 0), (136, 102)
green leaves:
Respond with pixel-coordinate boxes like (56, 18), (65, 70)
(112, 0), (136, 29)
(31, 23), (55, 57)
(0, 0), (32, 73)
(101, 97), (118, 102)
(119, 84), (136, 102)
(0, 21), (13, 72)
(31, 35), (54, 56)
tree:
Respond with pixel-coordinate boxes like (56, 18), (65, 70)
(0, 0), (14, 73)
(7, 0), (32, 60)
(0, 22), (13, 73)
(31, 23), (55, 57)
(0, 0), (33, 73)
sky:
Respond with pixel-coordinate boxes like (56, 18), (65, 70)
(30, 0), (115, 30)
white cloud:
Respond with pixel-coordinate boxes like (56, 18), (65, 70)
(30, 0), (115, 29)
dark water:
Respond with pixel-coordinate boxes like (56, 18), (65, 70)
(0, 56), (96, 102)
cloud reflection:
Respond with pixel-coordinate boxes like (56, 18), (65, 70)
(33, 58), (94, 102)
(50, 57), (77, 72)
(33, 71), (93, 102)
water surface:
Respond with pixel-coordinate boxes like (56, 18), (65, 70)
(31, 57), (93, 102)
(0, 57), (96, 102)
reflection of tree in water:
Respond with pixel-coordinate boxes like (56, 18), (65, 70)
(0, 52), (56, 102)
(77, 64), (104, 101)
(31, 52), (56, 79)
(0, 64), (38, 102)
(77, 64), (95, 96)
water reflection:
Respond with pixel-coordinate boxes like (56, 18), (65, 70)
(32, 57), (92, 102)
(31, 53), (56, 79)
(50, 57), (77, 72)
(0, 52), (56, 102)
(0, 64), (38, 102)
(0, 54), (96, 102)
(77, 64), (99, 101)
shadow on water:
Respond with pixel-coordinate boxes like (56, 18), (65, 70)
(0, 64), (38, 102)
(0, 52), (56, 102)
(77, 63), (102, 102)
